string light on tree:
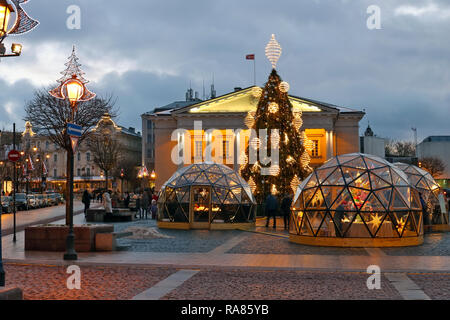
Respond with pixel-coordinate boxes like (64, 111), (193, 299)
(240, 34), (310, 202)
(244, 111), (255, 128)
(279, 81), (290, 93)
(251, 87), (263, 99)
(248, 176), (256, 193)
(290, 175), (300, 193)
(293, 112), (303, 131)
(268, 102), (279, 113)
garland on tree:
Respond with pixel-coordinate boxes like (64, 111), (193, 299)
(240, 68), (312, 203)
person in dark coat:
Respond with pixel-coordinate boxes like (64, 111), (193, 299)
(419, 193), (431, 225)
(82, 189), (91, 217)
(265, 193), (279, 228)
(280, 193), (292, 230)
(124, 192), (130, 208)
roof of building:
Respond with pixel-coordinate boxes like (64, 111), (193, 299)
(144, 86), (364, 118)
(421, 136), (450, 143)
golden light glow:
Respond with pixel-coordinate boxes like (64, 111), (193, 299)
(291, 175), (300, 193)
(251, 86), (262, 99)
(369, 213), (383, 230)
(265, 34), (282, 69)
(33, 146), (37, 152)
(150, 170), (156, 179)
(268, 102), (279, 113)
(269, 164), (280, 176)
(244, 111), (255, 129)
(248, 177), (256, 193)
(64, 78), (84, 105)
(11, 43), (22, 55)
(271, 184), (278, 195)
(279, 81), (290, 93)
(293, 112), (303, 131)
(0, 0), (13, 36)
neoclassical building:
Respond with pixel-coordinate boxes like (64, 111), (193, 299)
(21, 114), (141, 192)
(143, 86), (365, 190)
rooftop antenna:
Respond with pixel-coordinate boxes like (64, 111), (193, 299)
(202, 78), (205, 100)
(210, 73), (216, 99)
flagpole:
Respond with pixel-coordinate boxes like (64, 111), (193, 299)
(253, 57), (256, 86)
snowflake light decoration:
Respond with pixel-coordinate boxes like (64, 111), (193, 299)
(265, 34), (282, 69)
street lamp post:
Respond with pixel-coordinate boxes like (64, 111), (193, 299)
(49, 47), (95, 261)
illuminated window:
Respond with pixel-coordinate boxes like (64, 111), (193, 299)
(223, 140), (230, 159)
(311, 140), (320, 158)
(195, 141), (203, 159)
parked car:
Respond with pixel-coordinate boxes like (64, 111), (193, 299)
(1, 196), (11, 213)
(47, 193), (58, 206)
(56, 193), (64, 204)
(27, 194), (38, 209)
(43, 194), (52, 207)
(15, 193), (28, 210)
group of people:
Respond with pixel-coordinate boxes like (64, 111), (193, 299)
(134, 189), (158, 220)
(81, 188), (159, 220)
(265, 193), (293, 229)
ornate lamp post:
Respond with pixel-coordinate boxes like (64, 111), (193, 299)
(49, 46), (95, 261)
(120, 168), (124, 194)
(0, 0), (38, 288)
(0, 0), (38, 58)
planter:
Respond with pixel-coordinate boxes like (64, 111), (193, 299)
(25, 224), (114, 252)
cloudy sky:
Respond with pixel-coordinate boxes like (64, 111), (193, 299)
(0, 0), (449, 142)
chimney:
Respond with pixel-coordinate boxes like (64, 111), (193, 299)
(234, 87), (242, 92)
(128, 127), (135, 133)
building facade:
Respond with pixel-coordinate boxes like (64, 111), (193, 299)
(21, 114), (141, 193)
(143, 86), (365, 190)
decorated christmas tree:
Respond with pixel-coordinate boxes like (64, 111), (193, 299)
(240, 34), (313, 202)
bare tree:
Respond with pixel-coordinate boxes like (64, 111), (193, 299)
(86, 132), (122, 190)
(420, 157), (446, 178)
(113, 158), (140, 192)
(24, 89), (116, 223)
(384, 139), (416, 157)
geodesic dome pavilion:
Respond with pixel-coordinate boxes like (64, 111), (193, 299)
(394, 162), (448, 226)
(290, 153), (424, 247)
(157, 162), (256, 230)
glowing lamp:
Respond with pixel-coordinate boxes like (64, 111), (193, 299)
(11, 43), (22, 55)
(150, 170), (156, 180)
(63, 76), (84, 106)
(0, 0), (14, 37)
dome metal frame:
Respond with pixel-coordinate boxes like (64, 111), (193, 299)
(290, 153), (424, 247)
(394, 162), (448, 226)
(157, 162), (256, 230)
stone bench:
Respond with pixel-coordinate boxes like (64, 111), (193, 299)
(95, 231), (133, 251)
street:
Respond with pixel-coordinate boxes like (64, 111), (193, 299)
(1, 200), (85, 235)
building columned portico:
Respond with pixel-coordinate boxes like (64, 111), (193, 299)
(143, 86), (365, 190)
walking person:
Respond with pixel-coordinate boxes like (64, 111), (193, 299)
(136, 193), (142, 219)
(280, 193), (292, 230)
(82, 189), (91, 218)
(265, 192), (279, 229)
(142, 189), (150, 219)
(103, 190), (113, 216)
(124, 192), (130, 208)
(150, 199), (157, 220)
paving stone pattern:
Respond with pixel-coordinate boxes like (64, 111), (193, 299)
(227, 233), (369, 256)
(162, 269), (402, 300)
(408, 273), (450, 299)
(382, 233), (450, 256)
(3, 263), (176, 300)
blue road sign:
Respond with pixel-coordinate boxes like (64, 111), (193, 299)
(67, 123), (82, 137)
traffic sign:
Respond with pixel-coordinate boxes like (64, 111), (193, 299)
(67, 123), (82, 137)
(7, 150), (21, 162)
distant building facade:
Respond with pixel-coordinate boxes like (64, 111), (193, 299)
(359, 124), (385, 158)
(143, 86), (365, 190)
(21, 114), (141, 193)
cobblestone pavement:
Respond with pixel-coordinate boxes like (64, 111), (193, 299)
(3, 263), (177, 300)
(161, 269), (402, 300)
(408, 273), (450, 299)
(382, 233), (450, 256)
(227, 233), (369, 255)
